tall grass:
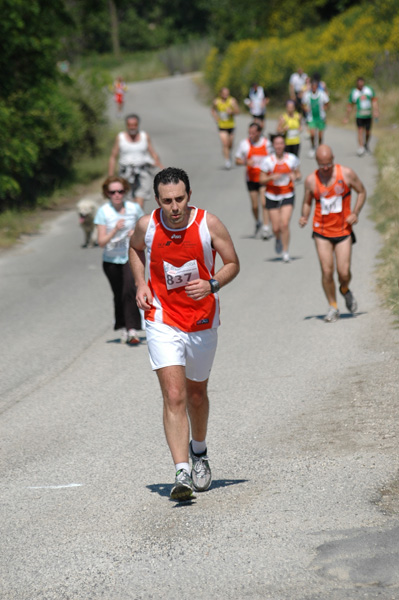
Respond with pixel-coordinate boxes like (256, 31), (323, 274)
(370, 130), (399, 319)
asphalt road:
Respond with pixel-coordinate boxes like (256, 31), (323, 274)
(1, 75), (398, 600)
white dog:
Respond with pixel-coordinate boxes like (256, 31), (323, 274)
(76, 196), (101, 248)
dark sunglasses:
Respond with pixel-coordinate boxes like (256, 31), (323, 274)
(108, 189), (125, 195)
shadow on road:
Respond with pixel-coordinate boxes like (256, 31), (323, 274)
(147, 478), (249, 498)
(264, 256), (302, 262)
(304, 312), (366, 321)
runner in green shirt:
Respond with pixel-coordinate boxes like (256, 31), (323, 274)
(344, 77), (379, 156)
(302, 78), (329, 158)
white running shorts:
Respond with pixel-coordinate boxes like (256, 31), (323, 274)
(145, 320), (218, 382)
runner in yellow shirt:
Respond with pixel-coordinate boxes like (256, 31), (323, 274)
(277, 100), (302, 157)
(211, 87), (239, 170)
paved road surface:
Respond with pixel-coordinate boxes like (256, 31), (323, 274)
(1, 75), (398, 600)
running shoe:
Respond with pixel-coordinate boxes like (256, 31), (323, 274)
(282, 252), (290, 263)
(190, 442), (212, 492)
(357, 146), (365, 156)
(275, 237), (283, 255)
(225, 159), (232, 170)
(120, 328), (128, 343)
(261, 225), (272, 240)
(170, 469), (196, 501)
(254, 220), (262, 237)
(127, 329), (140, 345)
(308, 149), (316, 159)
(340, 286), (358, 313)
(324, 306), (340, 323)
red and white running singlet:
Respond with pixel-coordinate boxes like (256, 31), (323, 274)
(144, 206), (220, 332)
(313, 164), (352, 237)
(246, 137), (270, 183)
(261, 152), (299, 200)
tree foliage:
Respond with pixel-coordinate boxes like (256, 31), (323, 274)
(0, 0), (106, 210)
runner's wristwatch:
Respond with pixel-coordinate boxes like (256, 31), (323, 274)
(209, 279), (220, 294)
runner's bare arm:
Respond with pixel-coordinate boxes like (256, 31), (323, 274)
(343, 102), (353, 124)
(230, 98), (240, 115)
(299, 174), (315, 227)
(108, 136), (120, 176)
(185, 213), (240, 301)
(235, 154), (246, 166)
(343, 167), (367, 225)
(211, 100), (219, 123)
(129, 215), (153, 309)
(291, 167), (302, 182)
(146, 135), (164, 169)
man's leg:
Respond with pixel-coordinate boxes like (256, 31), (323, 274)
(218, 130), (231, 162)
(335, 236), (358, 313)
(187, 378), (212, 492)
(335, 236), (352, 290)
(187, 378), (209, 443)
(156, 365), (190, 465)
(314, 236), (336, 306)
(357, 125), (365, 148)
(249, 189), (260, 223)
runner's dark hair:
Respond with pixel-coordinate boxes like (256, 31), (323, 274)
(125, 114), (140, 124)
(154, 167), (191, 197)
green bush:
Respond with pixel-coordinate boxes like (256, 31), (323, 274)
(204, 5), (396, 101)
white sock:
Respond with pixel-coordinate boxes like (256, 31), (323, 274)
(191, 439), (207, 455)
(175, 462), (190, 474)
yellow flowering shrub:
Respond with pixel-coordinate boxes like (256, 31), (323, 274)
(204, 4), (396, 100)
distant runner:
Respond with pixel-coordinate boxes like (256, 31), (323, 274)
(245, 82), (269, 128)
(277, 100), (302, 156)
(299, 145), (366, 322)
(108, 114), (164, 209)
(302, 78), (329, 158)
(343, 76), (379, 156)
(259, 134), (301, 263)
(211, 87), (239, 170)
(235, 122), (273, 239)
(112, 76), (127, 116)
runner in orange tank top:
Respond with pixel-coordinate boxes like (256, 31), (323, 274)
(259, 133), (301, 263)
(129, 167), (240, 501)
(299, 145), (366, 322)
(235, 122), (273, 239)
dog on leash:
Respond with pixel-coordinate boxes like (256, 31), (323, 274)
(77, 196), (101, 248)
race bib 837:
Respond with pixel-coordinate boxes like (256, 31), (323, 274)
(163, 259), (200, 290)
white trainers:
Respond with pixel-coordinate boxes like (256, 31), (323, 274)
(340, 286), (358, 313)
(324, 306), (340, 323)
(225, 159), (232, 170)
(282, 252), (290, 263)
(120, 328), (128, 343)
(127, 329), (140, 345)
(308, 149), (316, 159)
(261, 225), (272, 240)
(357, 146), (365, 156)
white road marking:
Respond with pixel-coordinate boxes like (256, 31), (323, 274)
(27, 483), (83, 490)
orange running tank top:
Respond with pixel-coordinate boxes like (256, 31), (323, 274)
(144, 206), (220, 332)
(246, 138), (269, 183)
(263, 153), (298, 199)
(313, 164), (352, 237)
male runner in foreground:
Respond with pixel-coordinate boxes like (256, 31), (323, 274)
(129, 167), (240, 500)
